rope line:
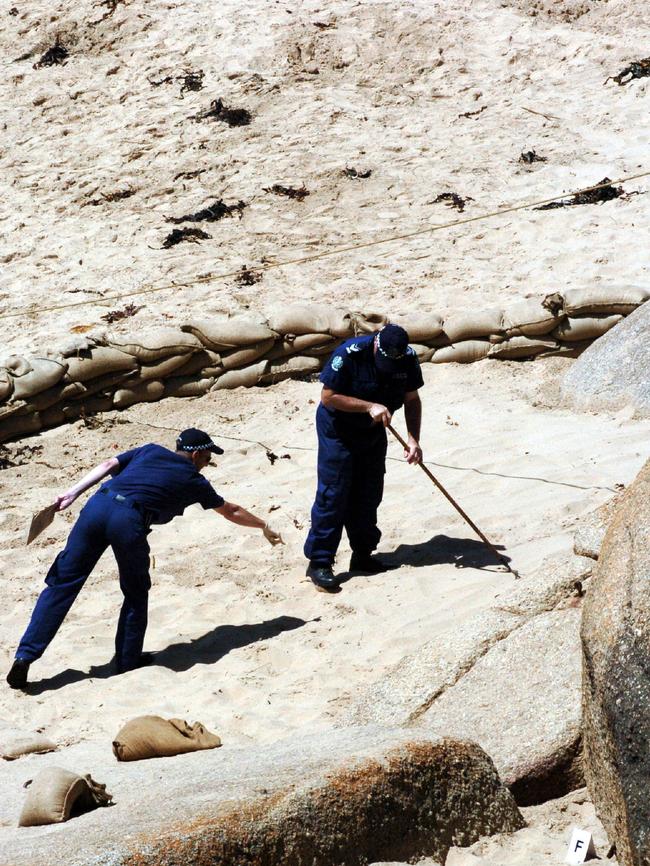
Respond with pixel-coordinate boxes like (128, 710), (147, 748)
(122, 416), (618, 494)
(2, 170), (648, 322)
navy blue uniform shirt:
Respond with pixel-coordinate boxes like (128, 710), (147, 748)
(101, 443), (224, 524)
(320, 335), (424, 432)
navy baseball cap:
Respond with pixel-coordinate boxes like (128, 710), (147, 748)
(374, 324), (410, 373)
(176, 428), (224, 455)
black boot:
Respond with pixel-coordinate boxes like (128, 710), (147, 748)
(349, 552), (386, 575)
(7, 658), (30, 690)
(306, 563), (340, 593)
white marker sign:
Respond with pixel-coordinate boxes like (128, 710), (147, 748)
(566, 828), (598, 864)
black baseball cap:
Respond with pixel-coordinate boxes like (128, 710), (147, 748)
(176, 428), (224, 455)
(374, 324), (411, 373)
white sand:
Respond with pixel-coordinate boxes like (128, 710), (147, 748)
(1, 0), (649, 859)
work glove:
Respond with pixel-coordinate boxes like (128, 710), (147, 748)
(262, 523), (284, 546)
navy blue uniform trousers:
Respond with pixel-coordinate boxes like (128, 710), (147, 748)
(304, 405), (387, 566)
(17, 492), (151, 671)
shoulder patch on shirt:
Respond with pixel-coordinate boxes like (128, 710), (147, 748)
(407, 346), (416, 356)
(331, 355), (344, 371)
(346, 343), (362, 354)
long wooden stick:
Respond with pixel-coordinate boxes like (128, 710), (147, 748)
(388, 425), (521, 578)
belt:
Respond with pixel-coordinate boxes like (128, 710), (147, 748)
(98, 488), (154, 525)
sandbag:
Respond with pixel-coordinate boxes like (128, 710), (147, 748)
(3, 356), (32, 378)
(352, 312), (389, 335)
(432, 340), (491, 364)
(18, 768), (112, 827)
(442, 308), (505, 343)
(0, 370), (13, 403)
(77, 395), (115, 414)
(2, 732), (56, 761)
(212, 361), (268, 390)
(163, 376), (215, 398)
(68, 370), (138, 400)
(66, 348), (138, 383)
(112, 715), (222, 762)
(302, 339), (342, 357)
(137, 353), (194, 381)
(503, 299), (562, 337)
(260, 356), (321, 384)
(108, 329), (201, 363)
(40, 406), (67, 427)
(389, 314), (444, 343)
(488, 336), (559, 359)
(264, 333), (333, 362)
(170, 350), (222, 378)
(410, 344), (436, 362)
(181, 317), (275, 350)
(22, 381), (86, 413)
(113, 380), (164, 409)
(10, 358), (68, 401)
(552, 314), (623, 342)
(221, 338), (275, 371)
(0, 411), (42, 443)
(563, 287), (649, 317)
(59, 335), (97, 358)
(267, 304), (353, 338)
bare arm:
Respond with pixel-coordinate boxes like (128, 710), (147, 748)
(214, 502), (284, 545)
(56, 457), (121, 511)
(321, 387), (391, 426)
(214, 501), (266, 529)
(403, 391), (423, 464)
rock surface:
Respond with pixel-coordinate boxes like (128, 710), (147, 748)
(582, 459), (650, 866)
(573, 495), (621, 560)
(0, 726), (523, 866)
(340, 553), (590, 731)
(416, 609), (583, 806)
(561, 302), (650, 417)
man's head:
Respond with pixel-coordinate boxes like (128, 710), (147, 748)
(176, 428), (224, 470)
(373, 324), (410, 373)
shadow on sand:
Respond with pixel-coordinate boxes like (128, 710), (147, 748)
(338, 534), (510, 584)
(26, 614), (311, 694)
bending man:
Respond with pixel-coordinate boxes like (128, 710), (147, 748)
(7, 428), (282, 689)
(304, 324), (423, 592)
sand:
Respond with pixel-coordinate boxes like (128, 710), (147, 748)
(1, 0), (649, 861)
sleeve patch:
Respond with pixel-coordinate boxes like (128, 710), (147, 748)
(331, 355), (344, 371)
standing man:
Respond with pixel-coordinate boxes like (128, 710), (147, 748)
(7, 428), (283, 689)
(304, 324), (424, 592)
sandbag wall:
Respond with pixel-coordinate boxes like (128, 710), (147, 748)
(1, 288), (647, 444)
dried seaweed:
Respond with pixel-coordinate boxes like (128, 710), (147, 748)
(101, 302), (142, 323)
(149, 69), (204, 98)
(343, 167), (372, 179)
(194, 98), (252, 126)
(430, 192), (473, 212)
(235, 266), (263, 286)
(159, 228), (212, 249)
(519, 150), (547, 164)
(166, 199), (247, 224)
(180, 71), (204, 97)
(459, 106), (486, 119)
(173, 168), (207, 181)
(0, 443), (42, 470)
(535, 177), (627, 210)
(605, 57), (650, 86)
(85, 188), (136, 206)
(9, 7), (19, 15)
(94, 0), (127, 22)
(33, 41), (68, 69)
(263, 184), (310, 201)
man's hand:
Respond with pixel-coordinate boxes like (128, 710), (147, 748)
(368, 403), (392, 426)
(404, 436), (423, 465)
(55, 491), (78, 511)
(263, 524), (284, 546)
